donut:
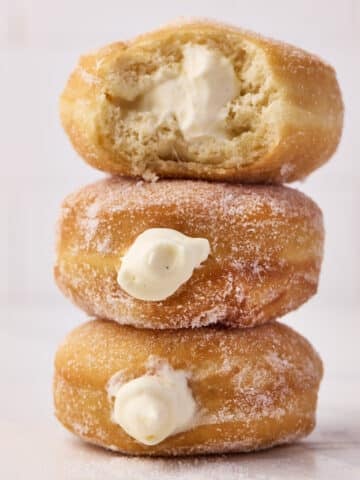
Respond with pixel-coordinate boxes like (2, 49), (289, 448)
(53, 319), (323, 456)
(60, 19), (343, 183)
(54, 178), (324, 329)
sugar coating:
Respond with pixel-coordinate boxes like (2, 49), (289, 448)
(55, 178), (324, 329)
(54, 320), (323, 455)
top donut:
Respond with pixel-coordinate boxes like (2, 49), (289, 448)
(60, 19), (343, 183)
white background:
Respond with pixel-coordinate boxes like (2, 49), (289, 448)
(1, 1), (359, 478)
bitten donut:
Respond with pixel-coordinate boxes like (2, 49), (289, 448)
(54, 178), (324, 329)
(54, 319), (323, 456)
(60, 19), (343, 183)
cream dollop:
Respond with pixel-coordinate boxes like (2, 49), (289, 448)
(138, 43), (239, 139)
(109, 361), (196, 445)
(117, 228), (210, 301)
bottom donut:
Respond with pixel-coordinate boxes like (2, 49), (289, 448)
(53, 320), (323, 456)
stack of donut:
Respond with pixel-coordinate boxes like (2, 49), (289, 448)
(53, 20), (343, 456)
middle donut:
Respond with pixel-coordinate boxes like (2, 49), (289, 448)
(55, 178), (324, 329)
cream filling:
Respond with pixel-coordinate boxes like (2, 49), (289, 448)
(137, 43), (239, 139)
(108, 360), (196, 446)
(117, 228), (210, 301)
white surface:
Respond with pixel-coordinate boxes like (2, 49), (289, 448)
(0, 306), (359, 479)
(1, 0), (360, 478)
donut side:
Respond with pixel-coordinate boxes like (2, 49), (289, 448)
(54, 178), (324, 329)
(53, 320), (323, 456)
(60, 19), (343, 183)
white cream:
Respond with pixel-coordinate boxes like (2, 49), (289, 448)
(138, 44), (239, 139)
(109, 362), (196, 446)
(117, 228), (210, 301)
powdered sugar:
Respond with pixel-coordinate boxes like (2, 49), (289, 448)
(55, 178), (324, 329)
(54, 320), (323, 456)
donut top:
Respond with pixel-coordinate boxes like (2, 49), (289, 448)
(61, 178), (323, 255)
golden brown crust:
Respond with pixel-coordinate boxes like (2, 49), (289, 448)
(54, 178), (324, 329)
(53, 319), (323, 456)
(60, 19), (343, 183)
